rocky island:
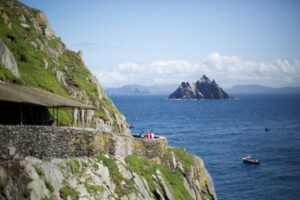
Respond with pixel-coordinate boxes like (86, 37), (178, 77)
(169, 75), (230, 100)
(0, 1), (217, 199)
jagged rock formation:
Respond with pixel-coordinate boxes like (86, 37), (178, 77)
(0, 148), (216, 200)
(0, 0), (129, 134)
(169, 75), (230, 100)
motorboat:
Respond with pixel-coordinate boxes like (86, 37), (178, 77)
(242, 156), (260, 164)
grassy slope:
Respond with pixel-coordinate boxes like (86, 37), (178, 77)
(126, 147), (213, 200)
(0, 0), (118, 126)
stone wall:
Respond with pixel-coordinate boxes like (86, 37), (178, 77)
(0, 125), (167, 160)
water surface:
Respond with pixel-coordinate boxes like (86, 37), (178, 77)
(110, 94), (300, 200)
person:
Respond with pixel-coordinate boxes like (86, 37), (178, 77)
(146, 131), (150, 139)
(150, 130), (154, 139)
(139, 130), (144, 137)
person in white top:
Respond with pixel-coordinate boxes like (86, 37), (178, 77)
(150, 130), (154, 139)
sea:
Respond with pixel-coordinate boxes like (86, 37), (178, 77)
(109, 94), (300, 200)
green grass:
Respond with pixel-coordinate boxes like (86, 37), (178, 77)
(126, 155), (194, 200)
(93, 163), (99, 170)
(82, 162), (88, 168)
(201, 192), (213, 200)
(45, 179), (54, 192)
(125, 155), (156, 192)
(94, 110), (110, 122)
(0, 0), (123, 127)
(0, 62), (23, 84)
(34, 166), (44, 177)
(59, 186), (79, 200)
(83, 182), (105, 194)
(27, 177), (33, 182)
(0, 179), (5, 189)
(7, 171), (13, 177)
(22, 188), (31, 198)
(168, 146), (194, 172)
(67, 159), (82, 176)
(93, 155), (137, 196)
(157, 166), (194, 200)
(94, 156), (122, 187)
(41, 197), (53, 200)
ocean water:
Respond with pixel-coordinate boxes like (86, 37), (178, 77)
(110, 94), (300, 200)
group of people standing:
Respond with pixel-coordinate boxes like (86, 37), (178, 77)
(139, 130), (155, 139)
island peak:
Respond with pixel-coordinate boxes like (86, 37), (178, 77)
(169, 75), (230, 99)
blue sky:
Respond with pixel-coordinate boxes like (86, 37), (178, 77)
(20, 0), (300, 88)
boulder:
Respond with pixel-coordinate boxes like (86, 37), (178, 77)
(0, 38), (20, 78)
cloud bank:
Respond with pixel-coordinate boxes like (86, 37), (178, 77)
(95, 52), (300, 88)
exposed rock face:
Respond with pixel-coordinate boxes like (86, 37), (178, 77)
(0, 2), (217, 199)
(169, 75), (230, 99)
(0, 148), (217, 200)
(0, 0), (130, 135)
(36, 11), (55, 39)
(0, 38), (20, 78)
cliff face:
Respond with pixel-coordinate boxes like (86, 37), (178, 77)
(169, 75), (230, 100)
(0, 0), (129, 134)
(0, 125), (217, 200)
(0, 147), (216, 200)
(0, 1), (217, 199)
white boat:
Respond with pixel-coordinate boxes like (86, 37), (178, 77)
(242, 156), (260, 164)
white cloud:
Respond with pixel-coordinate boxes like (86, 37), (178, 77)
(95, 52), (300, 88)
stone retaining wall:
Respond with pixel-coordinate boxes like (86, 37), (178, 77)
(0, 125), (168, 160)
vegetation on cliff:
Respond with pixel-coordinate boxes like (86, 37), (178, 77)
(0, 1), (217, 200)
(0, 0), (128, 133)
(0, 148), (216, 200)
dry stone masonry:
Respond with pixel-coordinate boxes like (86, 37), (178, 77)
(0, 125), (167, 160)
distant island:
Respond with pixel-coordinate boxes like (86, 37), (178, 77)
(106, 84), (178, 96)
(105, 82), (300, 96)
(226, 84), (300, 94)
(168, 75), (230, 100)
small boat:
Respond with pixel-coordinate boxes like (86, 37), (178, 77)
(265, 127), (270, 132)
(242, 156), (260, 164)
(129, 125), (136, 128)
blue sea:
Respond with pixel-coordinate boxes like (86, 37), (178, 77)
(110, 94), (300, 200)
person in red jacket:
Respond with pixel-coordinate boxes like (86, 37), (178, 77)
(146, 131), (150, 139)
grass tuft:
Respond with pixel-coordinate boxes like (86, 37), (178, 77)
(84, 182), (105, 194)
(22, 188), (31, 198)
(34, 166), (44, 177)
(59, 186), (79, 200)
(45, 179), (54, 192)
(93, 155), (137, 196)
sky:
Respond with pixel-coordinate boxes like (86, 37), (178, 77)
(20, 0), (300, 88)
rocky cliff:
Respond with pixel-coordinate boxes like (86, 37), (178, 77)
(169, 75), (230, 100)
(0, 147), (216, 200)
(0, 125), (217, 200)
(0, 1), (217, 199)
(0, 0), (129, 134)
